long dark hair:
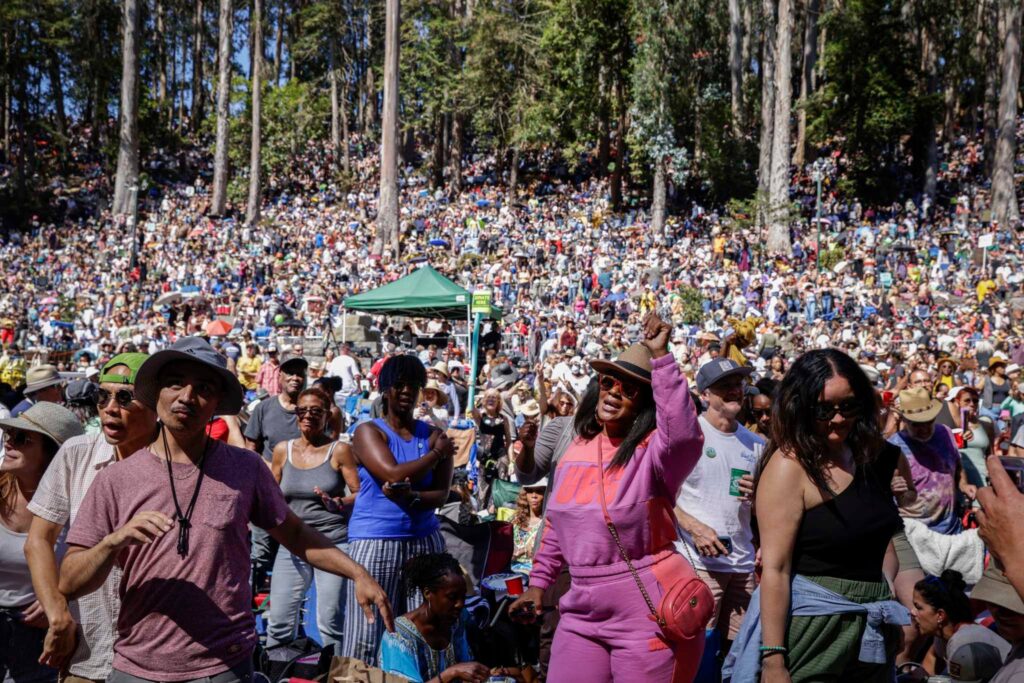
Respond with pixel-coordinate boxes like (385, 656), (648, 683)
(574, 375), (657, 469)
(760, 349), (882, 494)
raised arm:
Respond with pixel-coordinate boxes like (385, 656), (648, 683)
(515, 416), (567, 485)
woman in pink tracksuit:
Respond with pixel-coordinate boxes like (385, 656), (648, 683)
(511, 313), (705, 682)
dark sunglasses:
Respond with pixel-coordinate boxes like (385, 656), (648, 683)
(392, 380), (425, 393)
(4, 429), (32, 446)
(598, 374), (641, 401)
(96, 388), (136, 409)
(295, 407), (327, 418)
(751, 409), (771, 418)
(813, 399), (861, 422)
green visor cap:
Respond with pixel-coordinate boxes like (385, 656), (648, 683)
(99, 352), (150, 385)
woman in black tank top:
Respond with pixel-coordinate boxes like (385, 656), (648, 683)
(750, 349), (908, 683)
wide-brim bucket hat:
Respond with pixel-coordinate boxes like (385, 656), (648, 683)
(0, 402), (85, 447)
(134, 336), (244, 416)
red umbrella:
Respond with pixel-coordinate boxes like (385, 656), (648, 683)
(206, 320), (233, 337)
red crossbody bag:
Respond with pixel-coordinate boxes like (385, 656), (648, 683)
(596, 436), (713, 645)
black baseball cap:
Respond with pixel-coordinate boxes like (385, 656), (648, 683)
(696, 358), (754, 392)
(280, 352), (309, 374)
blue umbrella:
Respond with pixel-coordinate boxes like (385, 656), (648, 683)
(429, 239), (449, 247)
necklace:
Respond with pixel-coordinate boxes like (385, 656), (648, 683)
(160, 426), (210, 557)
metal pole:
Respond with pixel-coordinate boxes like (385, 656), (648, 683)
(467, 312), (483, 410)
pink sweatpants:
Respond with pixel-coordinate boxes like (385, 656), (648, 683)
(546, 552), (705, 683)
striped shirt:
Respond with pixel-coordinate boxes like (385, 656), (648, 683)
(28, 433), (122, 680)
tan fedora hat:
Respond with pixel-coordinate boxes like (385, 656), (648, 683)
(589, 343), (653, 385)
(24, 364), (63, 394)
(897, 387), (943, 423)
(519, 398), (541, 417)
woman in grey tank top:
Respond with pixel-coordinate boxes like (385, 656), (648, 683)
(266, 388), (360, 649)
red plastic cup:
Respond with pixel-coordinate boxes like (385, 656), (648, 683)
(505, 575), (525, 596)
(953, 429), (964, 449)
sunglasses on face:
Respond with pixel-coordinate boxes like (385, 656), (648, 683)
(813, 399), (861, 422)
(295, 407), (326, 419)
(598, 374), (641, 401)
(751, 409), (771, 418)
(96, 388), (136, 409)
(392, 381), (424, 393)
(4, 429), (32, 446)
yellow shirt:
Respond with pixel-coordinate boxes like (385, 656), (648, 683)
(977, 279), (997, 303)
(236, 355), (262, 390)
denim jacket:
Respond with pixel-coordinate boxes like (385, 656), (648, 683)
(722, 574), (910, 682)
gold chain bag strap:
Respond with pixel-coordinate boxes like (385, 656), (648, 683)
(596, 436), (713, 644)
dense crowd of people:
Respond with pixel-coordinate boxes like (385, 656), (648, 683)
(2, 113), (1024, 682)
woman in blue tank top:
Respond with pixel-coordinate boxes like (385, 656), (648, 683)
(341, 355), (455, 666)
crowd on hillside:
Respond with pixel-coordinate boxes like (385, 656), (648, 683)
(1, 115), (1024, 682)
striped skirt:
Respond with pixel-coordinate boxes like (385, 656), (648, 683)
(339, 530), (446, 666)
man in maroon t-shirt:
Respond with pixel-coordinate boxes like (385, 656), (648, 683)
(59, 337), (393, 683)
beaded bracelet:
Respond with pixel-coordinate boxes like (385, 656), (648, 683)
(759, 645), (788, 659)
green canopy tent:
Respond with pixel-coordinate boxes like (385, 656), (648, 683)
(342, 265), (502, 414)
(343, 265), (502, 319)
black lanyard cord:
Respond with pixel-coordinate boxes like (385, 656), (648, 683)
(161, 425), (210, 557)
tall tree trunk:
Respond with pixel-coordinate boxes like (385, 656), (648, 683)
(340, 72), (351, 173)
(598, 97), (611, 175)
(431, 114), (445, 189)
(983, 0), (1000, 175)
(992, 0), (1022, 228)
(329, 40), (342, 169)
(375, 0), (400, 257)
(2, 32), (10, 156)
(191, 0), (204, 132)
(156, 0), (168, 122)
(210, 0), (233, 215)
(742, 0), (754, 92)
(767, 0), (793, 255)
(364, 6), (378, 130)
(246, 0), (263, 226)
(757, 0), (777, 205)
(794, 0), (818, 166)
(47, 49), (68, 148)
(273, 0), (284, 85)
(509, 146), (520, 197)
(942, 81), (956, 142)
(611, 79), (626, 208)
(177, 27), (187, 133)
(922, 30), (939, 201)
(112, 0), (141, 216)
(729, 0), (744, 133)
(651, 155), (667, 235)
(449, 113), (464, 195)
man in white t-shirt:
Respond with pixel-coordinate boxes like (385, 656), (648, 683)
(326, 342), (362, 414)
(675, 358), (763, 656)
